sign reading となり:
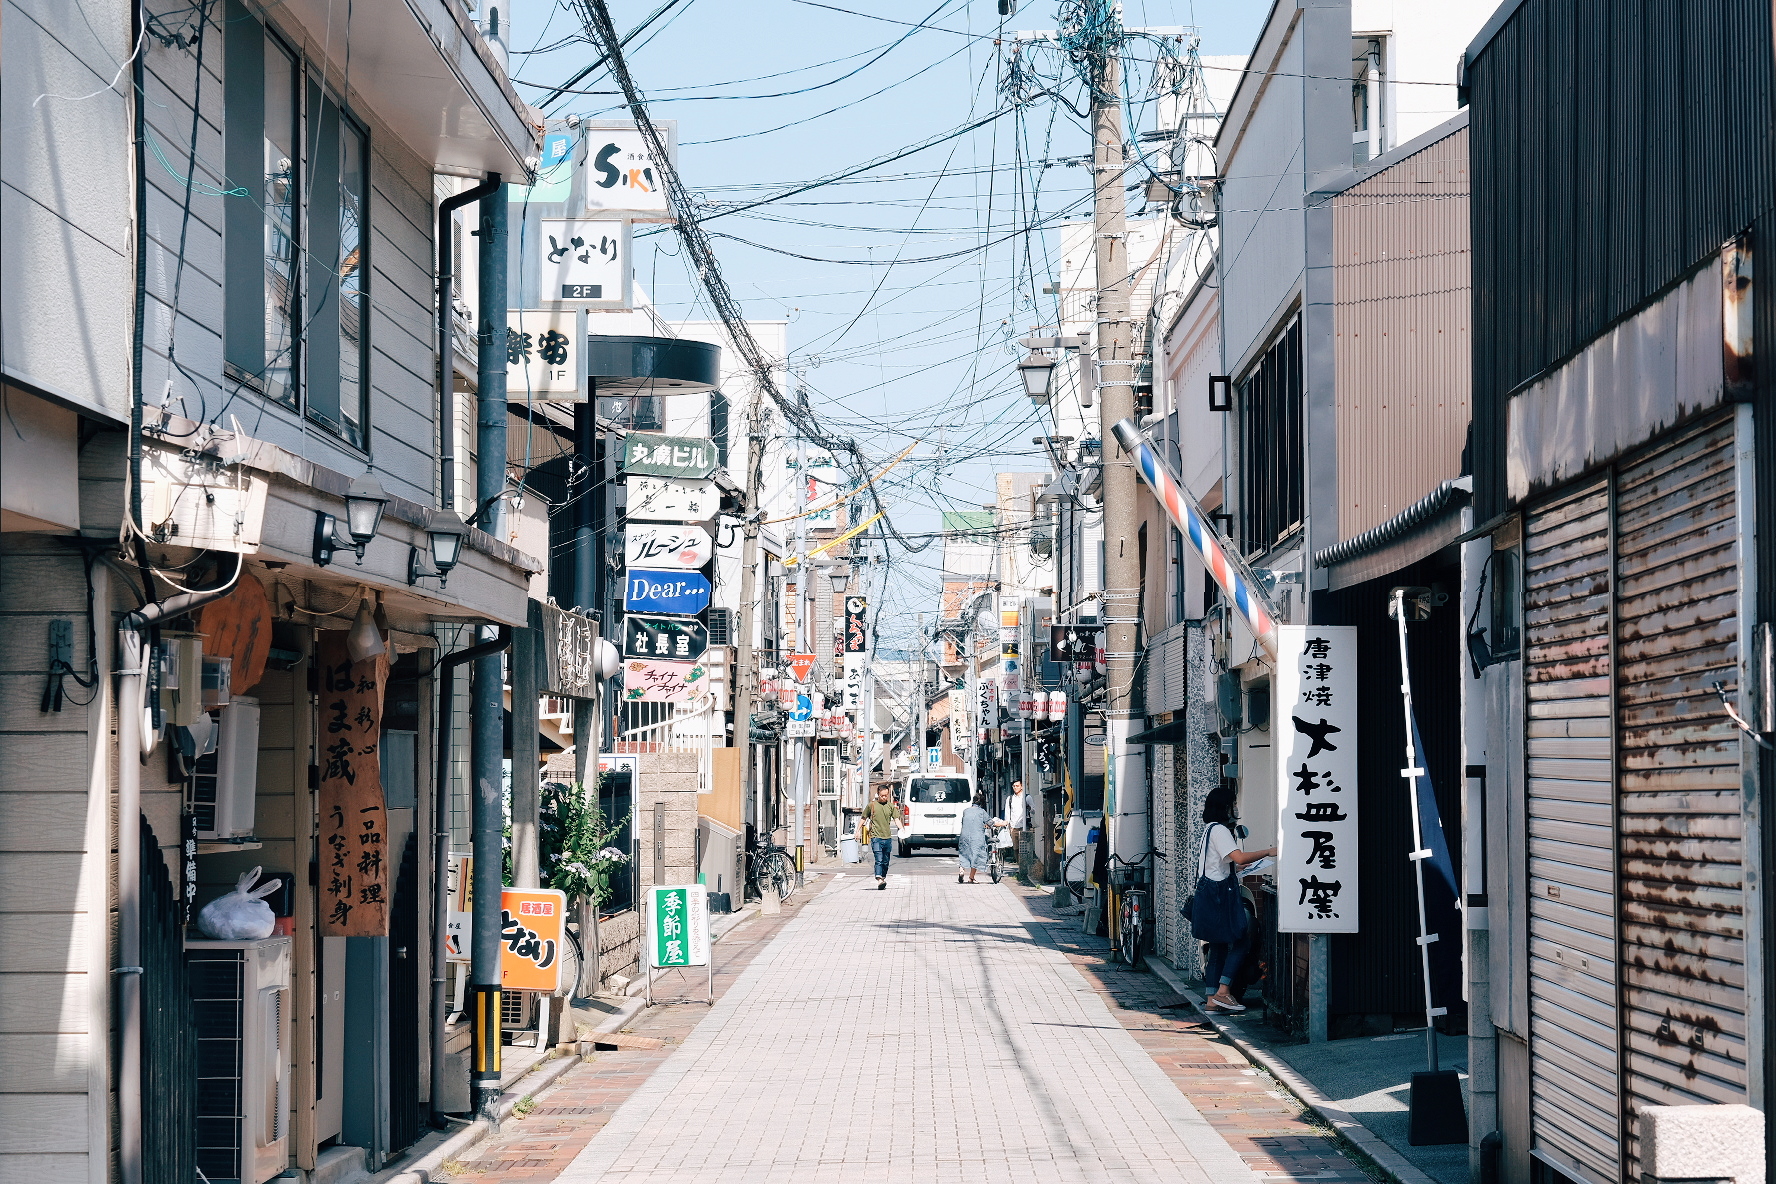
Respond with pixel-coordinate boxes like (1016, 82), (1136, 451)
(500, 888), (568, 993)
(624, 523), (713, 570)
(316, 633), (390, 937)
(620, 434), (718, 480)
(624, 569), (711, 615)
(539, 218), (631, 308)
(1273, 625), (1359, 934)
(625, 476), (717, 523)
(647, 885), (710, 968)
(622, 658), (708, 702)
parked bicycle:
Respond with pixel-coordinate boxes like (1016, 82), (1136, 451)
(1109, 849), (1165, 969)
(746, 830), (797, 902)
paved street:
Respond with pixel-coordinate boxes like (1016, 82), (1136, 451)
(450, 851), (1376, 1184)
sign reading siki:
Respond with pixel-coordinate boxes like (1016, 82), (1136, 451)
(624, 523), (713, 570)
(620, 434), (718, 479)
(1273, 625), (1359, 934)
(624, 614), (709, 662)
(624, 569), (711, 615)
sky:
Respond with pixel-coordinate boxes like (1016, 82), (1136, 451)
(508, 1), (1271, 650)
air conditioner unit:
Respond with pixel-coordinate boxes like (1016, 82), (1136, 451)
(187, 936), (292, 1184)
(194, 696), (259, 840)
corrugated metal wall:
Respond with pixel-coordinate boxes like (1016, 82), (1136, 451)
(1521, 477), (1620, 1184)
(1332, 126), (1471, 540)
(1612, 411), (1749, 1178)
(1467, 0), (1775, 524)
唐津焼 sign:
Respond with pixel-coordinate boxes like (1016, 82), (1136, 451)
(1274, 625), (1359, 934)
(620, 434), (718, 479)
(624, 569), (711, 615)
(624, 614), (709, 662)
(647, 884), (710, 968)
(507, 309), (581, 399)
(539, 218), (631, 308)
(624, 523), (713, 570)
(316, 633), (389, 937)
(621, 659), (708, 702)
(625, 476), (717, 523)
(499, 888), (568, 993)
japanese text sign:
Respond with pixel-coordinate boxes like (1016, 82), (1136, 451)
(539, 218), (631, 308)
(316, 633), (390, 937)
(621, 658), (708, 702)
(580, 121), (677, 222)
(499, 888), (568, 993)
(624, 614), (710, 661)
(844, 596), (868, 653)
(507, 309), (581, 399)
(624, 523), (713, 570)
(539, 602), (599, 698)
(620, 434), (717, 479)
(647, 885), (710, 968)
(625, 476), (717, 523)
(1274, 625), (1359, 934)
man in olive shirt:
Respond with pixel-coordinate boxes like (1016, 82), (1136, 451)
(861, 784), (899, 889)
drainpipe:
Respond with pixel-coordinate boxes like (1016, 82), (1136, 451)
(430, 626), (511, 1129)
(436, 173), (502, 514)
(1365, 40), (1383, 162)
(116, 562), (243, 1184)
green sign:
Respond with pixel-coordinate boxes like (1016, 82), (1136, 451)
(647, 884), (709, 968)
(621, 434), (718, 479)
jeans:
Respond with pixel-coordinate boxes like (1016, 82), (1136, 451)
(871, 838), (893, 878)
(1204, 937), (1246, 992)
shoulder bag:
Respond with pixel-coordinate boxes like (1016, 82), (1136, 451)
(1189, 824), (1249, 944)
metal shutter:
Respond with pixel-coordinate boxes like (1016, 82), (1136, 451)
(1522, 475), (1620, 1184)
(1612, 410), (1749, 1179)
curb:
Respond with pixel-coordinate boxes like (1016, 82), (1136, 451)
(1146, 960), (1441, 1184)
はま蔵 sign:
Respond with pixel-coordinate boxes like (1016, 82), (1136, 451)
(1273, 625), (1359, 934)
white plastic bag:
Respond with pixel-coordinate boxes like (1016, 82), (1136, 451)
(196, 866), (280, 940)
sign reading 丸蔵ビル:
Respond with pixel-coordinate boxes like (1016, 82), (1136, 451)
(647, 885), (710, 967)
(316, 632), (390, 937)
(625, 570), (711, 616)
(1274, 625), (1359, 934)
(624, 614), (709, 662)
(624, 523), (713, 570)
(625, 476), (717, 523)
(620, 434), (718, 479)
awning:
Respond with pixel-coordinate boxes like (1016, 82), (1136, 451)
(1128, 719), (1190, 745)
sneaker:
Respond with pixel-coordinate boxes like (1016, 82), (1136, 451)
(1208, 996), (1247, 1014)
(877, 879), (886, 891)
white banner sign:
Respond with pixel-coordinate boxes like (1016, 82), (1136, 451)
(625, 476), (717, 522)
(539, 218), (631, 308)
(507, 309), (581, 399)
(624, 523), (714, 569)
(581, 122), (676, 222)
(842, 653), (865, 711)
(1274, 625), (1359, 934)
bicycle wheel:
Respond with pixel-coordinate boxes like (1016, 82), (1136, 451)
(1118, 893), (1144, 968)
(763, 851), (794, 900)
(988, 848), (1003, 883)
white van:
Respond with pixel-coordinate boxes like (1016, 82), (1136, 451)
(898, 775), (974, 856)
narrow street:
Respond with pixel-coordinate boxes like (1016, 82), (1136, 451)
(448, 857), (1376, 1184)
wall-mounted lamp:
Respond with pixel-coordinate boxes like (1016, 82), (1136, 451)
(1016, 336), (1087, 405)
(821, 563), (851, 594)
(408, 508), (469, 587)
(314, 472), (390, 567)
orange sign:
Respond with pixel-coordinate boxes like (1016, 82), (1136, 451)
(499, 888), (568, 993)
(788, 653), (816, 682)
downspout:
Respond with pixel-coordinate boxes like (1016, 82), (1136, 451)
(436, 173), (502, 514)
(117, 562), (243, 1184)
(429, 625), (511, 1129)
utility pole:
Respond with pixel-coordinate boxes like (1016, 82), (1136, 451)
(729, 379), (771, 843)
(791, 439), (811, 852)
(1086, 7), (1149, 876)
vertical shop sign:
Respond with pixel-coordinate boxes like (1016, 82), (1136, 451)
(316, 632), (391, 937)
(845, 596), (868, 653)
(1274, 625), (1359, 933)
(647, 884), (710, 967)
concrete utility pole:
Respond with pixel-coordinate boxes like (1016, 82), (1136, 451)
(1086, 6), (1149, 871)
(791, 439), (811, 851)
(729, 380), (770, 839)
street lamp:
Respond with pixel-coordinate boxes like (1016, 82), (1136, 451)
(822, 563), (851, 594)
(314, 472), (390, 567)
(409, 507), (469, 587)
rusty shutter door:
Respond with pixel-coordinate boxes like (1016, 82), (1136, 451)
(1612, 410), (1749, 1179)
(1522, 475), (1621, 1184)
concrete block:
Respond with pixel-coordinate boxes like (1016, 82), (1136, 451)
(1639, 1104), (1764, 1184)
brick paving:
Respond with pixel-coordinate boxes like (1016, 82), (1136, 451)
(447, 863), (1379, 1184)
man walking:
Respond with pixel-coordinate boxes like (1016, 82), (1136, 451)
(1006, 780), (1032, 882)
(862, 784), (899, 890)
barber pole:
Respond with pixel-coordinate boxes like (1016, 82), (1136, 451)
(1111, 418), (1279, 660)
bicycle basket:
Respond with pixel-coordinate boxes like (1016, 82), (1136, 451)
(1108, 863), (1150, 889)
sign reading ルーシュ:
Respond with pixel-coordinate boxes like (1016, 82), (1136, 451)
(1273, 625), (1359, 934)
(316, 632), (390, 937)
(624, 523), (714, 571)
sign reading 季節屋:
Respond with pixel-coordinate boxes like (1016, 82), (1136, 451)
(620, 434), (718, 479)
(1274, 625), (1359, 934)
(647, 885), (710, 968)
(625, 476), (717, 523)
(316, 633), (390, 937)
(624, 569), (712, 616)
(624, 523), (714, 570)
(624, 614), (709, 662)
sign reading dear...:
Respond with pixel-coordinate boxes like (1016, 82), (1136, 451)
(1273, 625), (1359, 934)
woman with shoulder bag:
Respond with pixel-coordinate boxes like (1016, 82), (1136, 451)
(1191, 787), (1274, 1013)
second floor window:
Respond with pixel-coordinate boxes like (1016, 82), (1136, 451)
(223, 0), (370, 447)
(1238, 316), (1303, 554)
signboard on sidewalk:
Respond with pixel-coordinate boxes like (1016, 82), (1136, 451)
(646, 884), (710, 967)
(1274, 625), (1359, 934)
(620, 434), (718, 479)
(624, 523), (714, 570)
(500, 888), (568, 992)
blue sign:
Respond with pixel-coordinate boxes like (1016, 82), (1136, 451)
(927, 746), (941, 766)
(624, 570), (711, 616)
(540, 133), (573, 171)
(790, 694), (813, 722)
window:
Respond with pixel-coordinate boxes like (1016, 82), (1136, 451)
(596, 394), (664, 431)
(223, 0), (370, 446)
(709, 389), (730, 468)
(909, 779), (971, 804)
(1237, 316), (1303, 553)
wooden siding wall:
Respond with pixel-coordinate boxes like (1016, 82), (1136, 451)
(1332, 126), (1470, 541)
(139, 0), (442, 506)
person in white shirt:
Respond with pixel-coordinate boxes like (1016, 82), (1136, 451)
(1005, 780), (1032, 882)
(1198, 787), (1275, 1013)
